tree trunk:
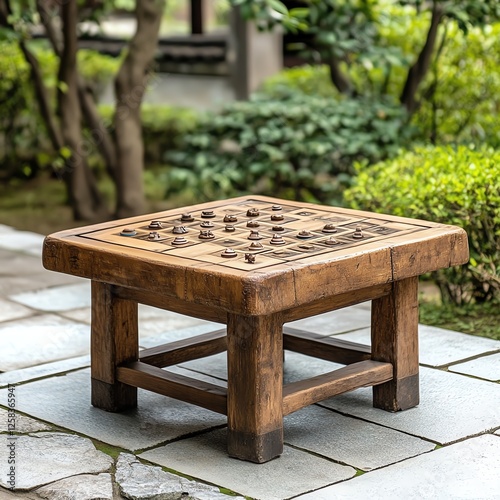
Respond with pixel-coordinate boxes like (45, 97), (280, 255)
(113, 0), (165, 218)
(400, 2), (443, 114)
(58, 1), (108, 221)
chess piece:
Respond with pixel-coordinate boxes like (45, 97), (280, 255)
(247, 208), (260, 217)
(324, 237), (340, 245)
(147, 231), (161, 240)
(297, 230), (314, 239)
(223, 214), (237, 223)
(245, 253), (256, 263)
(120, 228), (136, 237)
(272, 225), (284, 232)
(248, 230), (262, 240)
(247, 220), (260, 228)
(322, 224), (337, 233)
(200, 221), (215, 228)
(199, 230), (215, 240)
(171, 236), (189, 245)
(201, 210), (216, 218)
(352, 226), (364, 239)
(270, 234), (286, 245)
(271, 205), (282, 211)
(225, 225), (236, 232)
(248, 242), (263, 250)
(172, 226), (188, 234)
(148, 221), (163, 229)
(181, 213), (194, 222)
(221, 248), (237, 258)
(271, 214), (284, 222)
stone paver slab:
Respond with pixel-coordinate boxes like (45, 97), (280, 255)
(337, 325), (500, 367)
(320, 367), (500, 444)
(116, 453), (244, 500)
(0, 299), (34, 323)
(0, 408), (51, 433)
(0, 250), (46, 276)
(2, 369), (226, 451)
(449, 353), (500, 382)
(140, 429), (356, 500)
(10, 282), (91, 312)
(58, 307), (91, 324)
(0, 230), (44, 256)
(140, 323), (225, 350)
(180, 350), (341, 385)
(0, 225), (16, 234)
(0, 274), (83, 296)
(295, 434), (500, 499)
(0, 314), (90, 371)
(287, 305), (371, 336)
(0, 355), (90, 388)
(139, 317), (218, 340)
(0, 432), (112, 490)
(36, 473), (113, 500)
(284, 405), (434, 470)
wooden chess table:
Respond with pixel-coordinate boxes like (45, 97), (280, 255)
(43, 195), (468, 463)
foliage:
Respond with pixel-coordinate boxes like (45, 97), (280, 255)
(261, 65), (337, 98)
(0, 41), (120, 180)
(414, 22), (500, 147)
(165, 92), (412, 204)
(0, 41), (42, 180)
(232, 0), (500, 115)
(419, 300), (500, 341)
(344, 145), (500, 304)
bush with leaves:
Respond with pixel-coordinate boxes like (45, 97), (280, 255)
(0, 41), (120, 181)
(166, 92), (413, 204)
(344, 145), (500, 304)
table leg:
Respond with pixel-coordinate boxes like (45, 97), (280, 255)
(371, 276), (419, 411)
(226, 313), (284, 463)
(91, 281), (138, 411)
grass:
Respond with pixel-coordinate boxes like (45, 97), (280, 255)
(0, 168), (194, 235)
(419, 299), (500, 341)
(1, 173), (499, 341)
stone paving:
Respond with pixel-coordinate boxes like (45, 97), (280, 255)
(0, 224), (499, 499)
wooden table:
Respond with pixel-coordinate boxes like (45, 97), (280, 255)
(42, 195), (468, 463)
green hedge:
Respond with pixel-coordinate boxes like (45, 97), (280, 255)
(344, 145), (500, 304)
(166, 93), (413, 204)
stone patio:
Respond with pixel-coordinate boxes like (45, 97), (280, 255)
(0, 224), (499, 499)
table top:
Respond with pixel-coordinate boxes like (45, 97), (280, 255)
(43, 195), (469, 315)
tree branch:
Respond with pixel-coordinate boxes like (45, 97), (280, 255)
(77, 76), (117, 180)
(20, 41), (64, 151)
(400, 1), (444, 114)
(37, 0), (117, 180)
(327, 54), (353, 95)
(36, 0), (63, 57)
(0, 0), (63, 151)
(58, 1), (107, 220)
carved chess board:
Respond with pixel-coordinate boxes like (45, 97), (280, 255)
(77, 198), (430, 271)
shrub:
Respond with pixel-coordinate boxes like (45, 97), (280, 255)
(261, 65), (337, 99)
(344, 145), (500, 304)
(166, 93), (413, 204)
(0, 41), (121, 181)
